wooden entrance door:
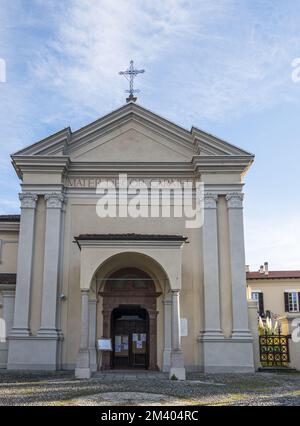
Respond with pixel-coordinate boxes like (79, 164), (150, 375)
(100, 268), (160, 370)
(112, 307), (149, 369)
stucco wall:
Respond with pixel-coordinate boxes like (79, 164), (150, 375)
(0, 232), (18, 273)
(247, 279), (300, 318)
(56, 180), (243, 370)
(59, 199), (205, 370)
(0, 192), (240, 371)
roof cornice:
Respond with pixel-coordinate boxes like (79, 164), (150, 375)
(13, 128), (71, 156)
(192, 155), (254, 175)
(191, 127), (254, 157)
(11, 155), (70, 179)
(0, 222), (20, 232)
(67, 161), (193, 174)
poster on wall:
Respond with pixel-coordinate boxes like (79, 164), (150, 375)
(122, 335), (129, 351)
(115, 335), (122, 352)
(136, 341), (143, 349)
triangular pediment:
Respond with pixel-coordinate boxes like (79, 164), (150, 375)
(70, 122), (192, 162)
(13, 103), (254, 162)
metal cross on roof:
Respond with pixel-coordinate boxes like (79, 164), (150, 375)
(119, 60), (145, 103)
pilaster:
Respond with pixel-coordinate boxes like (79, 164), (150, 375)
(10, 193), (38, 337)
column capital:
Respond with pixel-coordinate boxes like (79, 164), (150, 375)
(44, 192), (66, 209)
(19, 192), (38, 209)
(204, 193), (218, 209)
(226, 192), (244, 209)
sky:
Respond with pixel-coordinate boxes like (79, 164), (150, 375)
(0, 0), (299, 270)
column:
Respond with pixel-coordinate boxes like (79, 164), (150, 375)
(101, 310), (111, 370)
(10, 192), (38, 336)
(75, 289), (91, 378)
(226, 192), (251, 338)
(169, 290), (185, 380)
(162, 299), (172, 372)
(149, 310), (158, 370)
(202, 193), (223, 337)
(88, 300), (97, 372)
(38, 193), (65, 336)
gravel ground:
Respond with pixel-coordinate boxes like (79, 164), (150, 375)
(0, 370), (299, 406)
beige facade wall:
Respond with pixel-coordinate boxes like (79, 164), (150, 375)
(0, 231), (19, 274)
(1, 194), (247, 370)
(59, 199), (205, 369)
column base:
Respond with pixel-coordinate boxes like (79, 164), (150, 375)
(75, 349), (90, 379)
(75, 367), (91, 379)
(232, 330), (253, 340)
(37, 328), (60, 338)
(0, 342), (8, 369)
(162, 348), (172, 372)
(169, 350), (186, 380)
(9, 327), (31, 338)
(89, 347), (97, 373)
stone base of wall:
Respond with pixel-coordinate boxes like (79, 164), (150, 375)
(0, 342), (8, 369)
(199, 335), (255, 373)
(7, 336), (61, 370)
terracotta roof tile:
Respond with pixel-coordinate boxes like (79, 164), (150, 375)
(0, 273), (17, 285)
(0, 215), (20, 222)
(247, 271), (300, 280)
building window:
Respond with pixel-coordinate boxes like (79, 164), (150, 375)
(288, 292), (299, 312)
(251, 292), (260, 301)
(251, 291), (264, 316)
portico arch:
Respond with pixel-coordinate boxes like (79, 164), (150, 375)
(99, 267), (160, 370)
(75, 235), (187, 379)
(93, 253), (168, 371)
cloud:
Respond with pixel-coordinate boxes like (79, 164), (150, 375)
(25, 0), (300, 123)
(245, 215), (300, 270)
(0, 0), (300, 267)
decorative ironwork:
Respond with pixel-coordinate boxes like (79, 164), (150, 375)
(259, 332), (290, 367)
(119, 60), (145, 103)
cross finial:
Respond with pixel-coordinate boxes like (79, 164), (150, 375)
(119, 60), (145, 103)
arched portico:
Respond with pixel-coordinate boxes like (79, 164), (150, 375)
(100, 267), (160, 370)
(74, 234), (187, 380)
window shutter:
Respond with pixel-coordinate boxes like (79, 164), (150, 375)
(284, 292), (289, 312)
(258, 293), (264, 316)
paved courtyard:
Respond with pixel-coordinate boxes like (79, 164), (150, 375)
(0, 370), (299, 406)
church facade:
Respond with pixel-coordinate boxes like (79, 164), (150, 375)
(0, 103), (255, 379)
